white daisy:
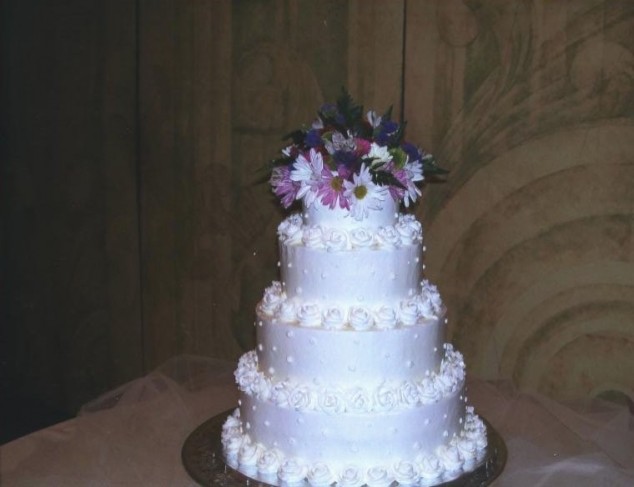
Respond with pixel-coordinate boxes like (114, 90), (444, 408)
(367, 142), (392, 168)
(402, 160), (424, 207)
(290, 148), (324, 207)
(367, 110), (382, 128)
(343, 164), (388, 220)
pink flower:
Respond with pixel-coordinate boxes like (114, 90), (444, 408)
(290, 148), (324, 207)
(318, 167), (350, 210)
(354, 138), (371, 157)
(270, 166), (299, 208)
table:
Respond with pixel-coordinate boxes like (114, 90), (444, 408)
(2, 355), (633, 486)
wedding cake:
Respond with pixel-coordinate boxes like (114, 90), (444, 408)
(221, 93), (487, 486)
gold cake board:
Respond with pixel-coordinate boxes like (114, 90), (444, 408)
(182, 410), (506, 487)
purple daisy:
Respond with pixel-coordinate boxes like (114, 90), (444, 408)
(318, 167), (350, 210)
(270, 166), (299, 208)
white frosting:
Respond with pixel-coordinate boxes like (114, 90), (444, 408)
(235, 346), (465, 413)
(302, 197), (398, 230)
(257, 279), (444, 330)
(222, 408), (488, 485)
(222, 202), (488, 485)
(255, 320), (445, 388)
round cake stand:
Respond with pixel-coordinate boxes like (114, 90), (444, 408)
(182, 410), (506, 487)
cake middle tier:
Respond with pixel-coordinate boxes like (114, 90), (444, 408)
(253, 319), (448, 388)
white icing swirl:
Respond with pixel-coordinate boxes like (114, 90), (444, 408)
(278, 458), (307, 484)
(223, 433), (243, 458)
(224, 410), (241, 429)
(399, 300), (420, 326)
(257, 448), (283, 474)
(395, 215), (422, 244)
(436, 444), (463, 474)
(278, 214), (303, 244)
(297, 303), (322, 327)
(393, 460), (420, 485)
(259, 282), (285, 315)
(375, 226), (401, 248)
(346, 388), (372, 412)
(374, 383), (399, 411)
(456, 436), (477, 465)
(302, 226), (324, 248)
(307, 462), (335, 487)
(324, 228), (349, 252)
(418, 377), (441, 404)
(374, 305), (398, 329)
(337, 465), (364, 487)
(270, 383), (290, 408)
(239, 441), (262, 467)
(235, 352), (259, 395)
(288, 385), (315, 410)
(365, 466), (394, 487)
(322, 307), (347, 329)
(278, 300), (298, 322)
(319, 388), (346, 414)
(349, 227), (374, 248)
(400, 381), (420, 407)
(416, 455), (443, 481)
(421, 279), (443, 315)
(348, 307), (374, 330)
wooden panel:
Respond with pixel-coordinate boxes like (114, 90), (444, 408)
(138, 0), (237, 367)
(347, 1), (405, 119)
(1, 0), (141, 413)
(405, 0), (634, 401)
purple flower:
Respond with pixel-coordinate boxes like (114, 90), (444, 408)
(318, 167), (350, 210)
(332, 150), (358, 168)
(304, 129), (323, 148)
(270, 166), (299, 208)
(401, 142), (420, 163)
(375, 120), (399, 145)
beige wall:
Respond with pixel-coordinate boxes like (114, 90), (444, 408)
(3, 0), (632, 414)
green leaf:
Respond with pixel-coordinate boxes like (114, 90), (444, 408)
(371, 169), (406, 190)
(282, 129), (306, 146)
(336, 88), (364, 127)
(422, 156), (450, 175)
(389, 147), (407, 168)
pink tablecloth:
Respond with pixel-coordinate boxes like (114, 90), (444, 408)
(2, 355), (633, 486)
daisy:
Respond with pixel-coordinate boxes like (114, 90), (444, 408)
(318, 167), (350, 210)
(400, 160), (424, 207)
(343, 164), (388, 220)
(290, 148), (324, 207)
(367, 142), (392, 168)
(270, 166), (299, 209)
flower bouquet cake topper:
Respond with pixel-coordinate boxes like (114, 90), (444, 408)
(269, 89), (447, 219)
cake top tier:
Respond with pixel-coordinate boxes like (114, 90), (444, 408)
(268, 90), (445, 219)
(302, 197), (398, 229)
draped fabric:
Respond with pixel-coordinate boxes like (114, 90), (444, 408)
(2, 356), (633, 485)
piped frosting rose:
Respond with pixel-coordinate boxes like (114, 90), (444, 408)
(349, 306), (374, 330)
(322, 307), (347, 329)
(393, 460), (420, 485)
(365, 466), (394, 487)
(337, 465), (364, 487)
(307, 462), (335, 487)
(324, 228), (349, 252)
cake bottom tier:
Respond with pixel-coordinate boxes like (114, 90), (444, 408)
(221, 388), (487, 486)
